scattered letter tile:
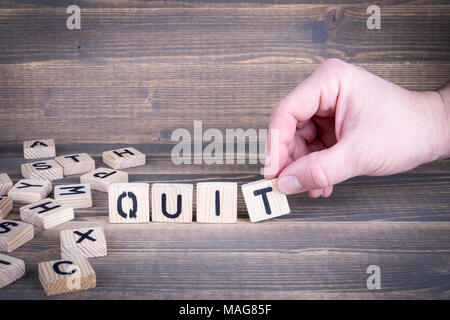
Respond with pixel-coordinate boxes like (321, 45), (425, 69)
(241, 179), (290, 222)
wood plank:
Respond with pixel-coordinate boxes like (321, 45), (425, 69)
(0, 220), (448, 299)
(0, 5), (448, 64)
(0, 63), (448, 144)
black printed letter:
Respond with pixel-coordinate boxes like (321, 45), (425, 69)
(117, 191), (138, 219)
(53, 261), (76, 275)
(113, 149), (134, 158)
(253, 187), (273, 215)
(64, 154), (80, 163)
(59, 185), (86, 195)
(0, 222), (18, 234)
(94, 171), (117, 179)
(32, 162), (52, 170)
(0, 259), (11, 265)
(17, 182), (43, 189)
(30, 201), (61, 214)
(215, 190), (220, 216)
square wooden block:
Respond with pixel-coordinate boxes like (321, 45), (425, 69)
(23, 139), (56, 159)
(8, 179), (52, 203)
(152, 184), (193, 223)
(60, 226), (107, 259)
(38, 257), (96, 296)
(20, 198), (74, 230)
(0, 173), (13, 196)
(55, 153), (96, 176)
(102, 147), (146, 169)
(54, 184), (92, 209)
(0, 253), (26, 289)
(241, 179), (290, 223)
(0, 220), (34, 252)
(196, 182), (238, 223)
(0, 196), (13, 220)
(80, 167), (128, 192)
(108, 183), (149, 223)
(21, 160), (63, 181)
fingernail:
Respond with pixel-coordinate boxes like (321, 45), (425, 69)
(277, 176), (303, 194)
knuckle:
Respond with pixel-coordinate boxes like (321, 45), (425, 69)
(320, 58), (350, 75)
(323, 58), (346, 68)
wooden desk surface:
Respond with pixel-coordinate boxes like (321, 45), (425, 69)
(0, 1), (449, 299)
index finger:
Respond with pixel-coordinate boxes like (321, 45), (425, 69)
(264, 60), (343, 179)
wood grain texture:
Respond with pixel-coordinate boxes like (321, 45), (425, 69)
(54, 184), (93, 209)
(20, 198), (74, 230)
(80, 167), (128, 192)
(21, 160), (64, 181)
(151, 183), (193, 223)
(0, 196), (13, 220)
(54, 153), (96, 176)
(38, 257), (96, 296)
(0, 253), (25, 289)
(0, 219), (448, 299)
(8, 179), (52, 203)
(196, 182), (238, 223)
(60, 226), (107, 259)
(0, 63), (448, 144)
(108, 183), (149, 223)
(0, 173), (13, 196)
(2, 148), (450, 222)
(242, 178), (290, 222)
(0, 220), (34, 252)
(2, 1), (449, 9)
(0, 5), (448, 64)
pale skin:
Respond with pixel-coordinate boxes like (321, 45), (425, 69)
(264, 58), (450, 198)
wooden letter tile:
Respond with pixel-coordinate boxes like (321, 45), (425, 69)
(102, 147), (145, 169)
(8, 179), (52, 203)
(21, 160), (63, 181)
(20, 198), (74, 230)
(241, 179), (290, 223)
(54, 153), (96, 176)
(152, 184), (193, 223)
(38, 257), (96, 296)
(80, 167), (128, 192)
(54, 184), (92, 209)
(0, 253), (26, 289)
(0, 220), (34, 252)
(23, 139), (56, 159)
(108, 183), (149, 223)
(0, 196), (13, 220)
(60, 226), (107, 259)
(0, 173), (13, 196)
(196, 182), (237, 223)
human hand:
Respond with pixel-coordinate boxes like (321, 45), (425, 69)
(264, 59), (450, 198)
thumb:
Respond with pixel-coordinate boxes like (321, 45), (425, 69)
(276, 142), (358, 194)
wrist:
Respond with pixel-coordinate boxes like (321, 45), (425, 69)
(410, 88), (450, 163)
(437, 83), (450, 159)
(428, 85), (450, 160)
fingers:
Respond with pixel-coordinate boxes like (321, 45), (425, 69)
(264, 59), (344, 179)
(276, 139), (357, 194)
(313, 116), (337, 148)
